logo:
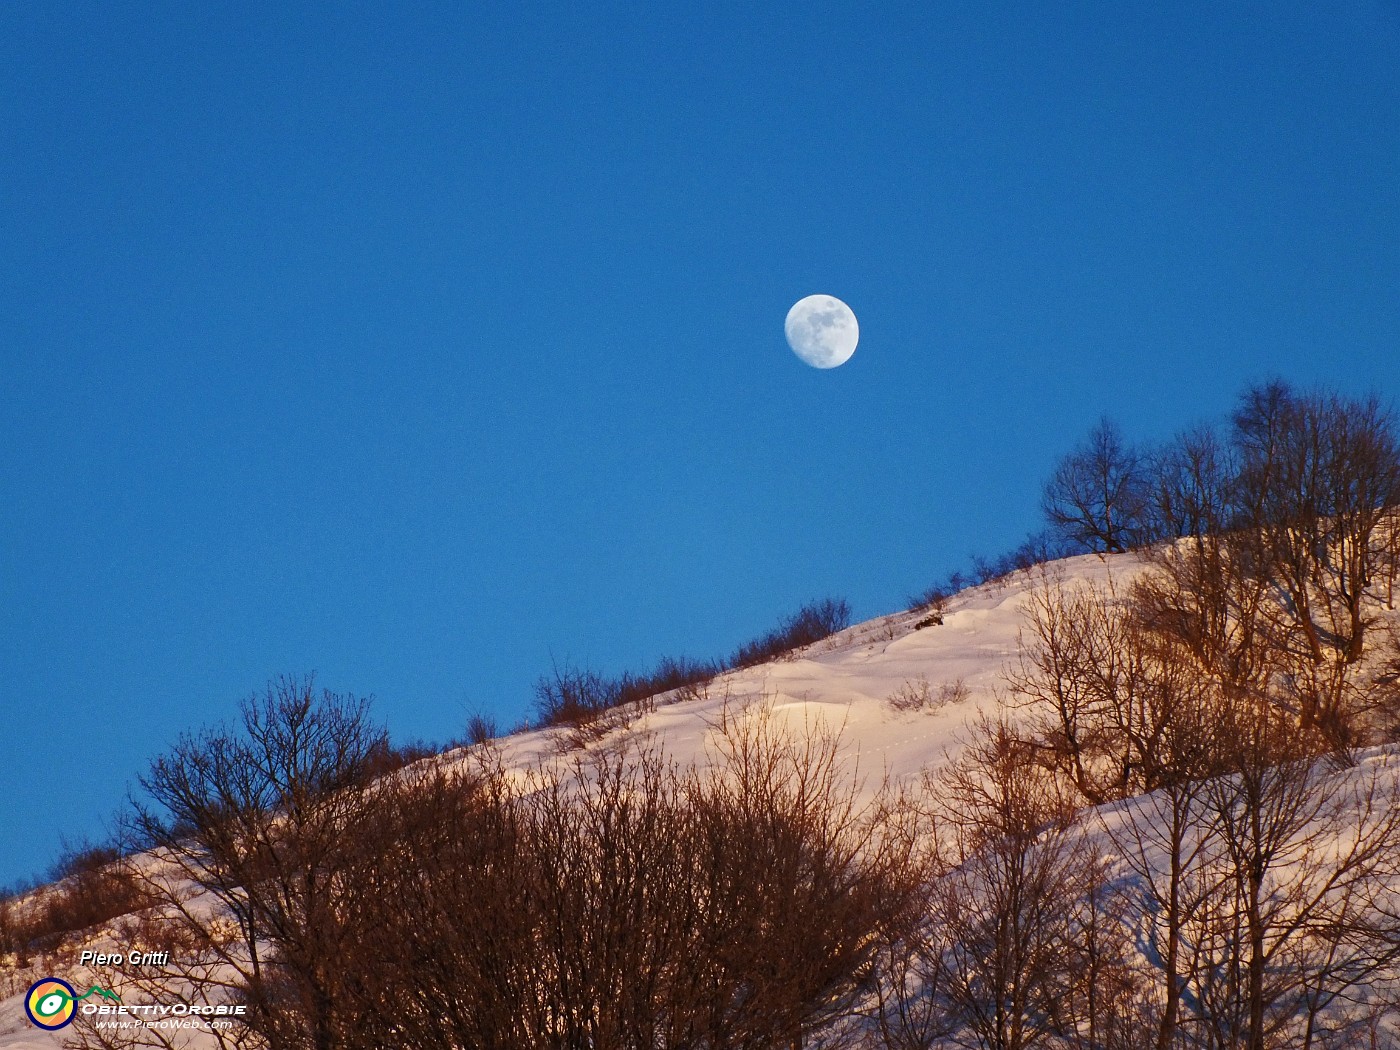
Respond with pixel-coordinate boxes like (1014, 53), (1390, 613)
(25, 977), (120, 1030)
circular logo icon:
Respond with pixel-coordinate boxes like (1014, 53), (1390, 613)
(26, 977), (78, 1030)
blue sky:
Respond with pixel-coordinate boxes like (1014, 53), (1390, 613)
(3, 2), (1399, 885)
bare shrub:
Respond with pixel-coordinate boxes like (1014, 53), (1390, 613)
(930, 718), (1103, 1048)
(554, 694), (655, 753)
(908, 581), (955, 621)
(533, 655), (723, 734)
(888, 676), (935, 713)
(317, 706), (921, 1049)
(533, 664), (622, 728)
(887, 676), (968, 714)
(99, 677), (923, 1050)
(731, 597), (852, 668)
(0, 840), (158, 962)
(530, 602), (855, 741)
(465, 710), (498, 745)
(650, 653), (721, 703)
(1007, 572), (1149, 804)
(362, 737), (439, 778)
(907, 586), (950, 629)
(1186, 707), (1400, 1050)
(40, 843), (157, 943)
(0, 893), (18, 960)
(908, 535), (1068, 624)
(970, 530), (1073, 587)
(938, 679), (970, 708)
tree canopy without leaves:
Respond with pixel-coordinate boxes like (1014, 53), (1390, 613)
(1042, 418), (1153, 555)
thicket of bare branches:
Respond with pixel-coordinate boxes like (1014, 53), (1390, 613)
(76, 696), (922, 1050)
(730, 597), (853, 669)
(326, 722), (922, 1050)
(529, 597), (853, 742)
(1045, 385), (1400, 635)
(0, 843), (158, 969)
(996, 560), (1400, 1050)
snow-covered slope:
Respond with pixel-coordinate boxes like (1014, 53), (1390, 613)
(6, 552), (1105, 1046)
(12, 550), (1397, 1046)
(483, 551), (1132, 790)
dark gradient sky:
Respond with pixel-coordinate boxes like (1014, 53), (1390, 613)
(4, 2), (1400, 885)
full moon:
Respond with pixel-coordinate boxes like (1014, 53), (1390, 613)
(785, 294), (859, 369)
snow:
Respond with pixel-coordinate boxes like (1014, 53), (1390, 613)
(0, 554), (1130, 1046)
(0, 1000), (66, 1050)
(472, 553), (1133, 797)
(6, 550), (1395, 1046)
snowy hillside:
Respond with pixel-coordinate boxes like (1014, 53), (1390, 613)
(481, 552), (1135, 789)
(6, 549), (1400, 1048)
(2, 553), (1113, 1047)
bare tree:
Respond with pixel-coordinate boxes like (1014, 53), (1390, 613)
(920, 717), (1123, 1050)
(1042, 418), (1153, 555)
(118, 675), (388, 1050)
(1009, 570), (1226, 804)
(1188, 701), (1400, 1050)
(1094, 660), (1225, 1050)
(1148, 424), (1236, 544)
(1233, 383), (1400, 675)
(1015, 571), (1168, 803)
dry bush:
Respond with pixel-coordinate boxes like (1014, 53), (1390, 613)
(553, 695), (655, 753)
(530, 601), (854, 742)
(533, 655), (723, 737)
(970, 531), (1074, 588)
(1182, 708), (1400, 1050)
(533, 664), (624, 728)
(731, 597), (852, 668)
(0, 842), (159, 963)
(106, 680), (921, 1050)
(324, 708), (922, 1049)
(887, 676), (935, 713)
(43, 848), (158, 940)
(464, 710), (498, 745)
(360, 737), (439, 779)
(908, 583), (953, 628)
(887, 676), (968, 714)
